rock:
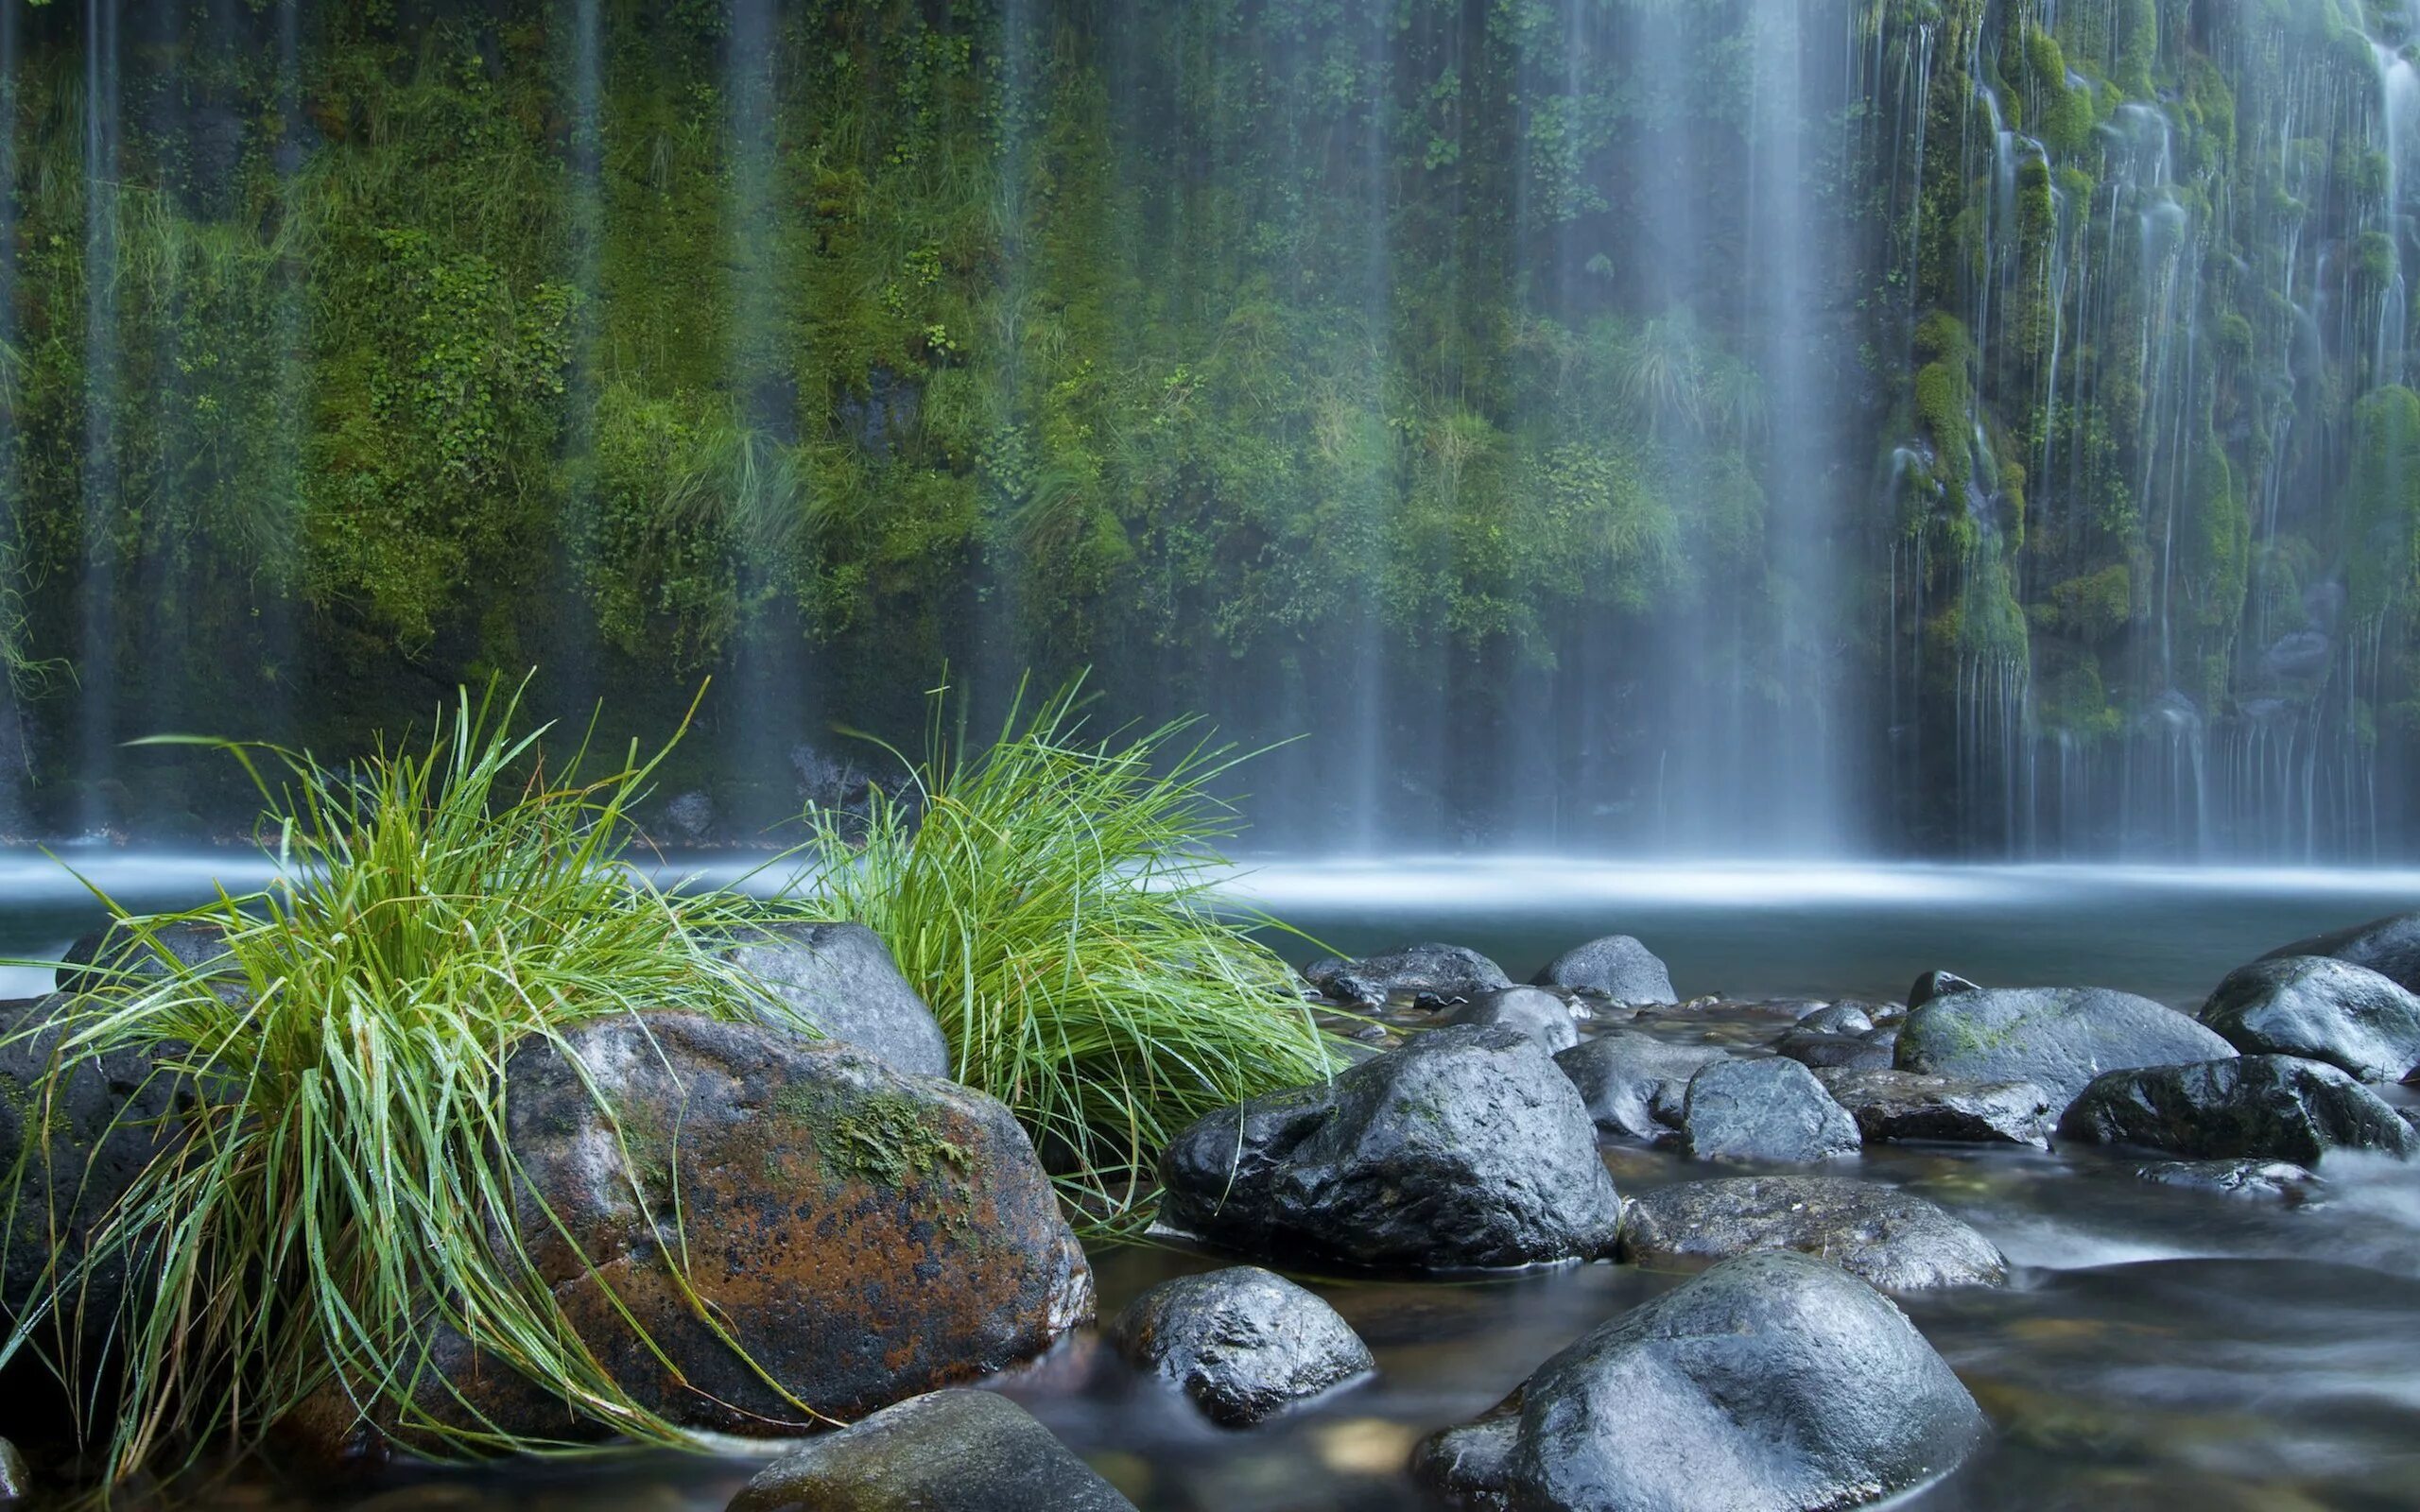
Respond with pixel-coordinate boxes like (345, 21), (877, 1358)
(2198, 955), (2420, 1083)
(1412, 1250), (1987, 1512)
(55, 919), (234, 997)
(2259, 628), (2332, 681)
(728, 1389), (1136, 1512)
(1795, 1002), (1874, 1036)
(1436, 987), (1579, 1054)
(1105, 1266), (1373, 1426)
(2058, 1056), (2420, 1164)
(1617, 1176), (2008, 1290)
(2135, 1159), (2319, 1203)
(1813, 1067), (2052, 1147)
(1158, 1024), (1623, 1270)
(1907, 970), (1980, 1010)
(721, 921), (953, 1077)
(1306, 943), (1512, 1009)
(1680, 1057), (1861, 1163)
(1531, 936), (1677, 1005)
(1551, 1033), (1728, 1143)
(1773, 1028), (1893, 1071)
(1895, 986), (2238, 1109)
(2259, 911), (2420, 993)
(0, 1436), (26, 1502)
(424, 1012), (1091, 1439)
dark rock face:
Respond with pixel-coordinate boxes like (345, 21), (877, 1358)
(2199, 955), (2420, 1083)
(2136, 1159), (2319, 1202)
(1618, 1176), (2008, 1291)
(1531, 936), (1677, 1004)
(2259, 911), (2420, 993)
(1813, 1067), (2052, 1147)
(1306, 943), (1512, 1009)
(1105, 1266), (1373, 1426)
(55, 919), (234, 997)
(1680, 1057), (1861, 1163)
(1895, 986), (2238, 1109)
(1907, 971), (1980, 1011)
(438, 1013), (1091, 1438)
(722, 921), (953, 1078)
(1158, 1025), (1623, 1270)
(1773, 1028), (1893, 1071)
(1413, 1250), (1988, 1512)
(2058, 1056), (2420, 1164)
(728, 1389), (1136, 1512)
(1437, 987), (1579, 1054)
(1552, 1034), (1728, 1143)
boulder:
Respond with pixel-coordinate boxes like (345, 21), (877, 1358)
(1617, 1176), (2008, 1290)
(1906, 970), (1979, 1011)
(728, 1389), (1136, 1512)
(1895, 986), (2238, 1109)
(55, 919), (234, 998)
(1680, 1057), (1861, 1163)
(721, 920), (953, 1077)
(1105, 1266), (1373, 1426)
(1307, 943), (1512, 1009)
(2058, 1055), (2420, 1164)
(1412, 1250), (1988, 1512)
(2258, 911), (2420, 993)
(2135, 1159), (2319, 1203)
(1773, 1028), (1893, 1072)
(420, 1012), (1091, 1439)
(1531, 936), (1677, 1005)
(1158, 1025), (1623, 1270)
(1552, 1034), (1728, 1143)
(0, 1437), (25, 1503)
(1436, 987), (1579, 1054)
(1813, 1067), (2052, 1147)
(2198, 955), (2420, 1083)
(1795, 1002), (1874, 1036)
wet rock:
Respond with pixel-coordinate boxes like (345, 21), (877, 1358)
(429, 1013), (1091, 1438)
(1412, 1250), (1988, 1512)
(1907, 970), (1980, 1010)
(1531, 936), (1677, 1005)
(1159, 1024), (1623, 1270)
(1680, 1057), (1861, 1163)
(2259, 911), (2420, 994)
(1551, 1033), (1728, 1143)
(2058, 1055), (2420, 1164)
(1796, 1002), (1875, 1036)
(1436, 986), (1579, 1054)
(1618, 1176), (2008, 1290)
(2259, 629), (2332, 681)
(721, 921), (953, 1077)
(2135, 1159), (2319, 1203)
(1895, 986), (2238, 1109)
(660, 789), (717, 843)
(55, 919), (235, 997)
(1306, 943), (1512, 1009)
(2198, 955), (2420, 1083)
(1813, 1067), (2053, 1147)
(728, 1389), (1136, 1512)
(1774, 1028), (1893, 1071)
(1105, 1266), (1373, 1427)
(0, 1436), (27, 1502)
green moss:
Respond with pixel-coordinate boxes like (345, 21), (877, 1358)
(777, 1081), (969, 1192)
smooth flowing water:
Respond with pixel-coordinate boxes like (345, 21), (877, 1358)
(4, 853), (2418, 1510)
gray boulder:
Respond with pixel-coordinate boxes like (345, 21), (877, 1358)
(728, 1389), (1135, 1512)
(2058, 1056), (2419, 1164)
(1618, 1176), (2008, 1290)
(1813, 1067), (2052, 1147)
(55, 919), (236, 998)
(1307, 943), (1512, 1009)
(1895, 986), (2238, 1109)
(1105, 1266), (1372, 1426)
(1413, 1250), (1988, 1512)
(2199, 955), (2420, 1083)
(1774, 1028), (1893, 1071)
(1158, 1025), (1623, 1270)
(1552, 1033), (1728, 1143)
(722, 921), (952, 1077)
(1907, 970), (1979, 1010)
(1437, 986), (1579, 1054)
(1681, 1057), (1861, 1164)
(1532, 936), (1677, 1004)
(2136, 1159), (2319, 1202)
(1795, 1002), (1875, 1036)
(2259, 911), (2420, 993)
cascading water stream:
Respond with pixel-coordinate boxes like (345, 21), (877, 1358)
(77, 0), (121, 831)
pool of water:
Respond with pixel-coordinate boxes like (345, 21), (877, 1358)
(6, 850), (2420, 1510)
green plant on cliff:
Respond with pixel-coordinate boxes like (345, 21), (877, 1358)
(800, 676), (1343, 1228)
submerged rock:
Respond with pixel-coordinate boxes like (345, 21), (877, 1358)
(1158, 1024), (1623, 1270)
(1413, 1250), (1988, 1512)
(1531, 936), (1677, 1004)
(1907, 970), (1981, 1011)
(1618, 1176), (2008, 1290)
(2258, 911), (2420, 994)
(721, 920), (954, 1077)
(2058, 1055), (2420, 1164)
(2135, 1159), (2320, 1203)
(1105, 1266), (1373, 1426)
(728, 1389), (1136, 1512)
(1436, 986), (1579, 1054)
(2198, 955), (2420, 1083)
(1552, 1033), (1728, 1143)
(1308, 943), (1512, 1009)
(1794, 1002), (1875, 1036)
(1680, 1057), (1861, 1163)
(1814, 1067), (2053, 1147)
(1895, 986), (2238, 1109)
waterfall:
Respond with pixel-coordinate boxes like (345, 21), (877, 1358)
(0, 0), (23, 838)
(78, 0), (122, 831)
